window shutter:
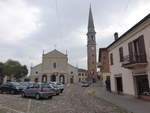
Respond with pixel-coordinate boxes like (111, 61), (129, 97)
(138, 35), (147, 62)
(128, 42), (133, 62)
(110, 53), (113, 65)
(119, 47), (123, 62)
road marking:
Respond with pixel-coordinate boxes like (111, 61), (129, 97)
(0, 104), (25, 113)
(27, 99), (32, 113)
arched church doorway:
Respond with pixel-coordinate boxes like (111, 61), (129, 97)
(34, 78), (38, 83)
(42, 74), (47, 83)
(51, 75), (56, 82)
(59, 75), (65, 84)
(70, 76), (74, 84)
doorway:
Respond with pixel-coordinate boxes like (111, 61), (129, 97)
(42, 74), (47, 83)
(135, 75), (149, 95)
(116, 77), (123, 94)
(51, 75), (56, 82)
(70, 76), (74, 84)
(59, 75), (65, 84)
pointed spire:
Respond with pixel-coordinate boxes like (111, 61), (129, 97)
(42, 50), (44, 55)
(88, 4), (95, 31)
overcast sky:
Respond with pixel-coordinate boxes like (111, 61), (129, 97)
(0, 0), (150, 73)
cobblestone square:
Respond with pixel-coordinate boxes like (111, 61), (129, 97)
(0, 85), (129, 113)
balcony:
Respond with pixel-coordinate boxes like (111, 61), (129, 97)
(122, 54), (147, 69)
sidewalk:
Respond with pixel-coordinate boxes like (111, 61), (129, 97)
(88, 84), (150, 113)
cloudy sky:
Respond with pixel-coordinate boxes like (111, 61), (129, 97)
(0, 0), (150, 73)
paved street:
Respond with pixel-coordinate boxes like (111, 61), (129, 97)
(87, 83), (150, 113)
(0, 84), (128, 113)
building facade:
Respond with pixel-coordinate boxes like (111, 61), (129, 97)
(78, 69), (88, 82)
(87, 6), (97, 81)
(107, 14), (150, 97)
(30, 49), (78, 84)
(98, 48), (110, 86)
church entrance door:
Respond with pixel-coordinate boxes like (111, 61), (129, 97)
(42, 74), (47, 83)
(59, 75), (65, 84)
(70, 76), (74, 84)
(51, 75), (56, 82)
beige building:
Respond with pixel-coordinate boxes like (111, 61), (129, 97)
(107, 14), (150, 97)
(78, 69), (88, 82)
(30, 49), (78, 84)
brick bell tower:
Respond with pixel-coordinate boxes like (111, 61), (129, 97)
(87, 5), (97, 82)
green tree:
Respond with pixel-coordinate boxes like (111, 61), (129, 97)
(0, 62), (4, 83)
(14, 65), (28, 80)
(3, 59), (28, 81)
(0, 62), (4, 76)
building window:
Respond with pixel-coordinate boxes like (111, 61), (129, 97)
(119, 47), (124, 62)
(35, 71), (38, 74)
(79, 78), (81, 82)
(78, 73), (81, 76)
(128, 35), (147, 62)
(71, 71), (73, 74)
(82, 73), (84, 76)
(91, 36), (94, 41)
(53, 62), (56, 69)
(110, 53), (113, 65)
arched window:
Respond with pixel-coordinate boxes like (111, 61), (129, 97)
(53, 62), (56, 69)
(91, 36), (94, 41)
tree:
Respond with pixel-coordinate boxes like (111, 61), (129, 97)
(0, 62), (4, 76)
(14, 65), (28, 80)
(0, 62), (4, 84)
(3, 59), (28, 81)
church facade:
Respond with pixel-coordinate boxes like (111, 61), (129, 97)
(29, 49), (78, 84)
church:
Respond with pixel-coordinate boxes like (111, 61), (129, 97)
(29, 6), (97, 84)
(30, 49), (79, 84)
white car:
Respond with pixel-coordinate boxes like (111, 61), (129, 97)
(80, 81), (90, 87)
(49, 82), (64, 93)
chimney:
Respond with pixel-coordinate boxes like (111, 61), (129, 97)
(114, 32), (118, 41)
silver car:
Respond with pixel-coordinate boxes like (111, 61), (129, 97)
(21, 83), (55, 100)
(50, 82), (64, 93)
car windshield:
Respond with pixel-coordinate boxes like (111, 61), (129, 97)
(52, 84), (58, 88)
(40, 84), (50, 88)
(56, 83), (62, 85)
(20, 82), (28, 86)
(11, 82), (20, 86)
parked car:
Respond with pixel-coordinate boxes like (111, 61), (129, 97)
(21, 83), (55, 100)
(80, 81), (90, 87)
(143, 91), (150, 96)
(19, 82), (34, 90)
(49, 82), (64, 93)
(0, 82), (23, 94)
(48, 83), (61, 95)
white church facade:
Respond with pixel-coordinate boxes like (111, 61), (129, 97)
(29, 49), (79, 84)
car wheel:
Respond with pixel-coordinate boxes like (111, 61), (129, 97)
(35, 94), (40, 100)
(56, 93), (59, 95)
(22, 92), (26, 98)
(10, 90), (15, 94)
(49, 96), (53, 99)
(0, 90), (3, 94)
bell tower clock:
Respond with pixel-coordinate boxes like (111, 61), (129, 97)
(87, 5), (97, 82)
